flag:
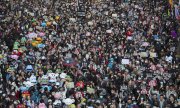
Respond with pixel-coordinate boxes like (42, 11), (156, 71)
(169, 0), (173, 8)
(175, 5), (180, 19)
(168, 9), (171, 16)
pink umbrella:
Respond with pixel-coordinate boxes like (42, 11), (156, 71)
(149, 80), (157, 87)
(26, 32), (37, 39)
(150, 65), (156, 71)
(38, 32), (45, 37)
(159, 67), (165, 73)
(10, 55), (19, 60)
(54, 92), (61, 99)
(141, 89), (148, 94)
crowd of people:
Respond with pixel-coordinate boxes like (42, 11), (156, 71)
(0, 0), (180, 108)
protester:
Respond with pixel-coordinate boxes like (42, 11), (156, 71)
(0, 0), (180, 108)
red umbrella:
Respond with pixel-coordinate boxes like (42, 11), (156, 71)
(126, 31), (132, 36)
(75, 81), (84, 88)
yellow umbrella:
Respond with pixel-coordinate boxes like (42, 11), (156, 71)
(47, 22), (51, 26)
(50, 17), (54, 21)
(36, 37), (42, 41)
(55, 16), (60, 20)
(32, 41), (39, 47)
(0, 54), (3, 59)
(68, 104), (75, 108)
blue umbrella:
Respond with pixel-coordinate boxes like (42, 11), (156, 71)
(153, 35), (159, 40)
(20, 86), (28, 92)
(41, 85), (52, 91)
(41, 22), (46, 27)
(25, 65), (33, 72)
(108, 58), (114, 69)
(38, 44), (45, 48)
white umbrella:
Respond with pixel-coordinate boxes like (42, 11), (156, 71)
(88, 21), (93, 26)
(53, 100), (62, 105)
(26, 32), (37, 39)
(23, 81), (34, 87)
(60, 73), (67, 79)
(62, 98), (75, 105)
(86, 32), (91, 36)
(69, 18), (76, 23)
(29, 28), (33, 32)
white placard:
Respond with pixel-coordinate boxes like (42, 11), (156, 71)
(106, 29), (112, 33)
(112, 14), (117, 18)
(150, 52), (157, 58)
(140, 52), (148, 57)
(121, 59), (130, 64)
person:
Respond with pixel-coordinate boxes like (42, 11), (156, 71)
(0, 0), (179, 107)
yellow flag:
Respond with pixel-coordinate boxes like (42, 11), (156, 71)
(168, 9), (170, 16)
(169, 0), (173, 8)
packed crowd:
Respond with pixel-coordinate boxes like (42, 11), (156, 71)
(0, 0), (180, 108)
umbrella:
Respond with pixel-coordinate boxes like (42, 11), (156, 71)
(29, 28), (33, 32)
(62, 98), (75, 105)
(53, 100), (62, 106)
(63, 58), (77, 67)
(88, 21), (93, 26)
(141, 89), (148, 94)
(36, 26), (43, 31)
(150, 65), (156, 71)
(75, 81), (84, 88)
(41, 86), (52, 91)
(23, 81), (34, 87)
(25, 65), (33, 72)
(55, 16), (60, 20)
(69, 18), (76, 22)
(60, 73), (67, 79)
(20, 86), (28, 92)
(171, 30), (177, 38)
(38, 32), (45, 37)
(87, 87), (95, 94)
(26, 32), (37, 39)
(41, 22), (46, 27)
(0, 54), (3, 59)
(86, 32), (91, 36)
(54, 92), (61, 99)
(153, 35), (159, 40)
(142, 42), (149, 46)
(37, 44), (45, 48)
(127, 31), (132, 36)
(53, 21), (58, 25)
(10, 55), (19, 60)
